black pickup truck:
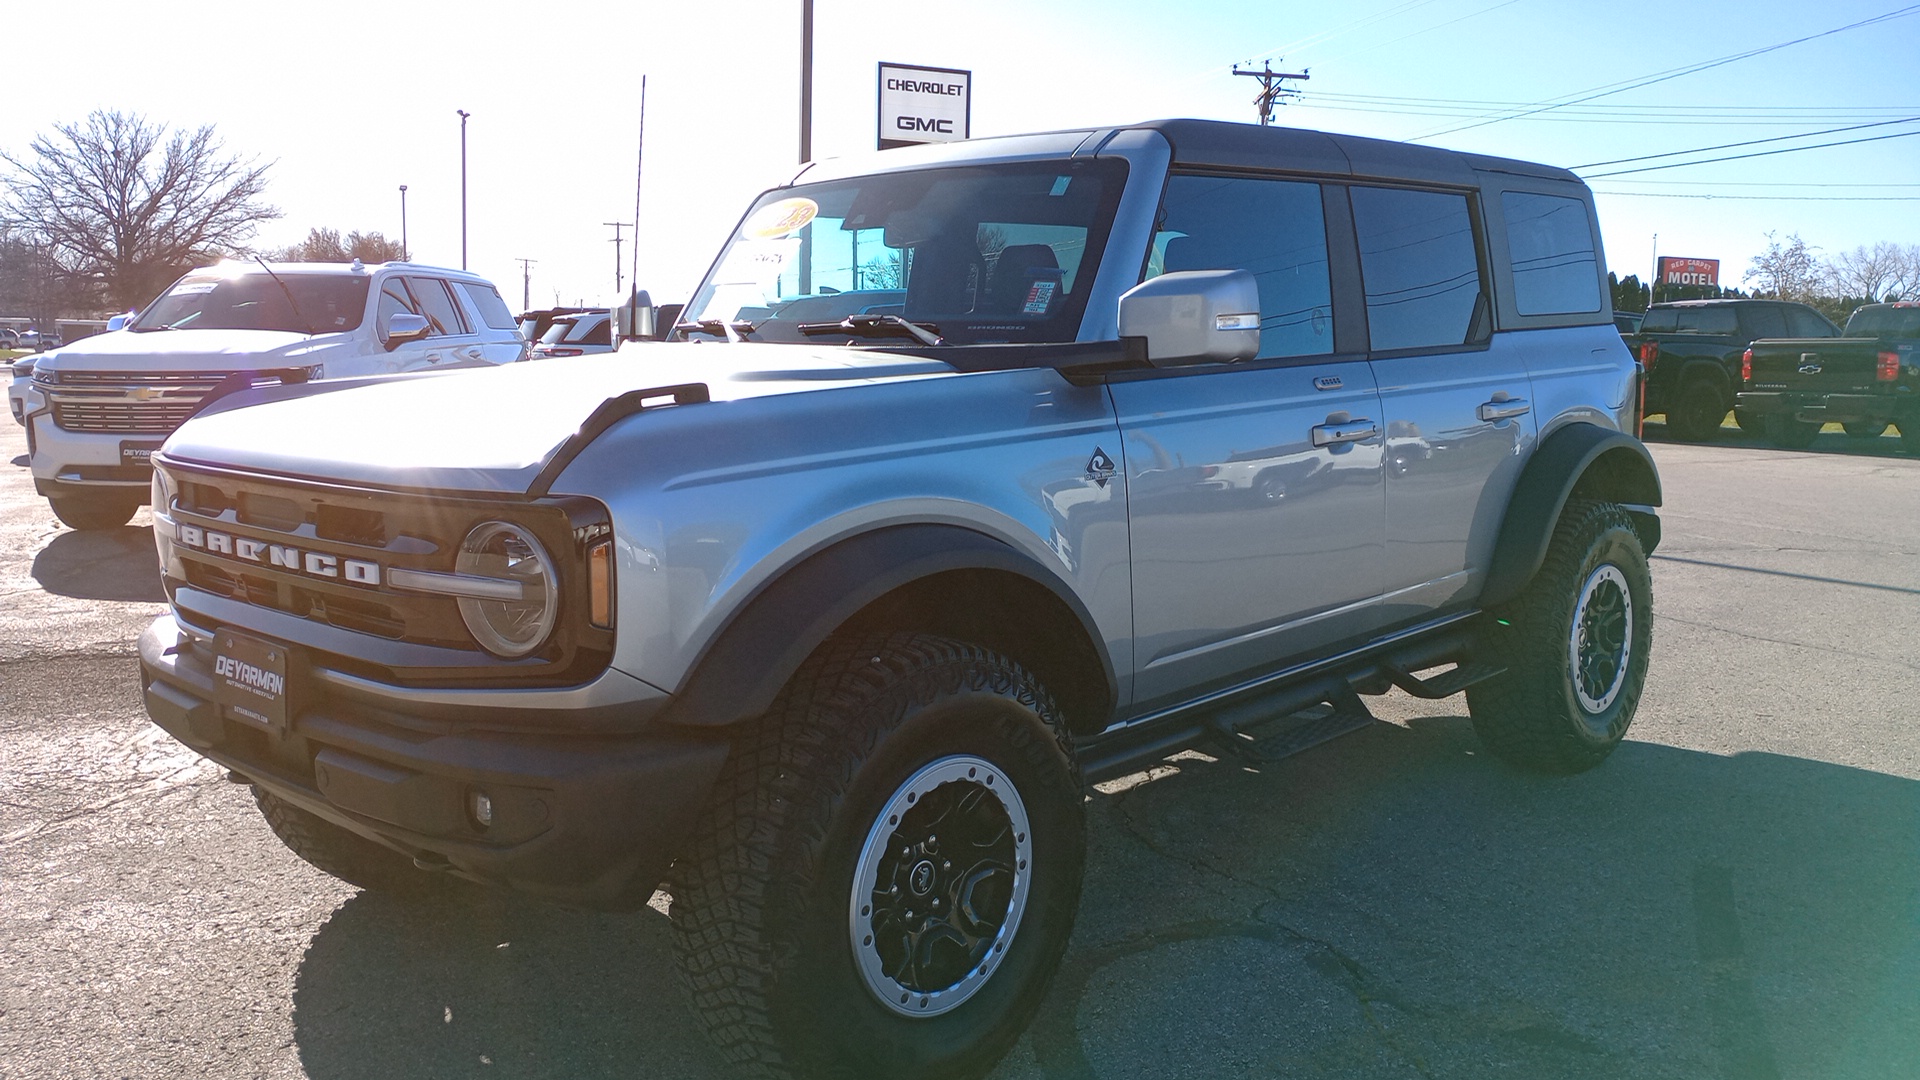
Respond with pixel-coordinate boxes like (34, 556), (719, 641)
(1738, 302), (1920, 451)
(1627, 299), (1840, 441)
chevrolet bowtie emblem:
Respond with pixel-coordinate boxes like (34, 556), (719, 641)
(130, 386), (159, 401)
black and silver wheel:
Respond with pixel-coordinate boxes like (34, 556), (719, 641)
(1664, 377), (1726, 442)
(672, 634), (1085, 1080)
(1468, 500), (1652, 774)
(253, 787), (452, 894)
(48, 491), (141, 530)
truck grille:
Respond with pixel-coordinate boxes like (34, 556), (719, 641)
(48, 371), (236, 434)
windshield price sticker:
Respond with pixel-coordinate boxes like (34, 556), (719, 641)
(742, 198), (819, 240)
(715, 238), (799, 290)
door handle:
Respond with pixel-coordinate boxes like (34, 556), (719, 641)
(1477, 397), (1531, 421)
(1311, 418), (1379, 447)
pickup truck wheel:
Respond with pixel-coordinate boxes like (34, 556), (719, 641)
(253, 788), (450, 894)
(1763, 415), (1822, 449)
(1843, 421), (1886, 440)
(1900, 420), (1920, 455)
(48, 491), (142, 530)
(1664, 378), (1726, 442)
(672, 634), (1085, 1080)
(1467, 500), (1651, 774)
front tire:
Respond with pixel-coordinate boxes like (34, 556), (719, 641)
(672, 634), (1086, 1080)
(1900, 419), (1920, 455)
(1843, 421), (1886, 440)
(1763, 415), (1821, 449)
(48, 491), (142, 530)
(1468, 500), (1652, 774)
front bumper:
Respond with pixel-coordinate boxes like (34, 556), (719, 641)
(26, 411), (155, 491)
(139, 613), (728, 908)
(1735, 391), (1913, 426)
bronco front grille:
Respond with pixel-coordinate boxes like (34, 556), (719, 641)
(48, 371), (235, 434)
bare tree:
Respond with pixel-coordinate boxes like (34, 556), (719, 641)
(1744, 232), (1822, 301)
(269, 227), (405, 264)
(0, 110), (279, 310)
(1823, 241), (1912, 303)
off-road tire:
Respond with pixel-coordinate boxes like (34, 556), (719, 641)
(1467, 500), (1652, 774)
(1762, 415), (1821, 449)
(1664, 377), (1725, 442)
(48, 491), (141, 530)
(253, 787), (449, 894)
(671, 633), (1086, 1080)
(1843, 421), (1886, 440)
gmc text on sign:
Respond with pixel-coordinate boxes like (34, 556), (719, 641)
(878, 62), (971, 150)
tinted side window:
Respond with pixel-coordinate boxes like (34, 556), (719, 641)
(405, 277), (468, 336)
(1501, 191), (1601, 315)
(1786, 306), (1837, 338)
(1149, 175), (1333, 359)
(454, 281), (520, 331)
(1742, 305), (1788, 339)
(1351, 187), (1484, 352)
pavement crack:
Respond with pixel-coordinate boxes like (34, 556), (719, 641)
(1658, 613), (1920, 674)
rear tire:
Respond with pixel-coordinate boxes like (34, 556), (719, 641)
(671, 633), (1085, 1080)
(1762, 415), (1821, 449)
(1843, 421), (1886, 440)
(253, 787), (451, 894)
(1900, 419), (1920, 455)
(1664, 378), (1726, 442)
(48, 491), (142, 530)
(1468, 500), (1652, 774)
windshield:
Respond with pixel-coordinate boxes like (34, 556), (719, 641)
(682, 159), (1129, 345)
(1844, 306), (1920, 340)
(132, 271), (371, 334)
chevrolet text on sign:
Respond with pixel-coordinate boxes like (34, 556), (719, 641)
(878, 62), (971, 150)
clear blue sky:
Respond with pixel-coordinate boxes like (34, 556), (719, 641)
(6, 0), (1916, 308)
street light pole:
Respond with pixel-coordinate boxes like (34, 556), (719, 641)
(398, 184), (409, 261)
(457, 109), (472, 269)
(800, 0), (813, 164)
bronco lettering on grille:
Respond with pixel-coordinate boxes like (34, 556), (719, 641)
(176, 522), (382, 586)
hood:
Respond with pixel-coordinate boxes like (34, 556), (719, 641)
(160, 342), (955, 494)
(36, 327), (328, 372)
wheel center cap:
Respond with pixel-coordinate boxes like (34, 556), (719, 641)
(909, 859), (937, 896)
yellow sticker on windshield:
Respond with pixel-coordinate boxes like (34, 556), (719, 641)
(742, 197), (819, 240)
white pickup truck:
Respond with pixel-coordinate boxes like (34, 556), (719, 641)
(20, 259), (525, 528)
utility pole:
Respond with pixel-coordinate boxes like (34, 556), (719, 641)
(1231, 60), (1310, 126)
(798, 0), (814, 295)
(515, 257), (537, 311)
(457, 109), (472, 269)
(1650, 233), (1660, 306)
(398, 185), (409, 261)
(604, 223), (629, 298)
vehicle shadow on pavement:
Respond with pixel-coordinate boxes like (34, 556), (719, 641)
(284, 714), (1920, 1080)
(32, 525), (165, 602)
(1643, 419), (1914, 458)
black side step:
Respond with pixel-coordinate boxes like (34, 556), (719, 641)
(1205, 686), (1378, 764)
(1381, 661), (1505, 700)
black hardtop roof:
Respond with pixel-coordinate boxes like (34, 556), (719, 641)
(1125, 118), (1579, 186)
(1650, 299), (1791, 308)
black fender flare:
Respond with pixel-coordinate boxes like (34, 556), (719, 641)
(1676, 358), (1734, 399)
(659, 524), (1118, 728)
(1480, 424), (1662, 609)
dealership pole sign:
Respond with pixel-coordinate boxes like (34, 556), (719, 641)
(1658, 257), (1720, 287)
(878, 62), (971, 150)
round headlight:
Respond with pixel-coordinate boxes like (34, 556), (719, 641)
(455, 522), (559, 658)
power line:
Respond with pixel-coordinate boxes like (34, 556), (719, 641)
(1572, 115), (1920, 169)
(1231, 61), (1310, 125)
(1406, 4), (1920, 141)
(1581, 128), (1920, 178)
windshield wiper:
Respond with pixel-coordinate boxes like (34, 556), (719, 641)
(676, 318), (758, 343)
(129, 323), (183, 333)
(797, 314), (945, 347)
(253, 256), (318, 336)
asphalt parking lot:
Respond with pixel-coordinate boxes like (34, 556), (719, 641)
(3, 417), (1916, 1080)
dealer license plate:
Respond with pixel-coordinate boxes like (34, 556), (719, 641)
(212, 630), (292, 732)
(119, 440), (164, 465)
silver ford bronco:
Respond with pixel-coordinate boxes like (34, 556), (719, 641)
(138, 119), (1659, 1079)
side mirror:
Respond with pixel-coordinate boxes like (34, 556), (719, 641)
(1117, 269), (1261, 367)
(383, 311), (431, 351)
(612, 290), (655, 342)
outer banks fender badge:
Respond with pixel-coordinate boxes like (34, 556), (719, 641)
(1087, 448), (1116, 488)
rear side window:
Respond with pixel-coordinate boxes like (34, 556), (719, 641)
(1501, 192), (1601, 315)
(1351, 187), (1485, 352)
(1149, 174), (1334, 359)
(1641, 306), (1736, 334)
(1786, 306), (1839, 338)
(454, 281), (520, 331)
(1742, 305), (1788, 339)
